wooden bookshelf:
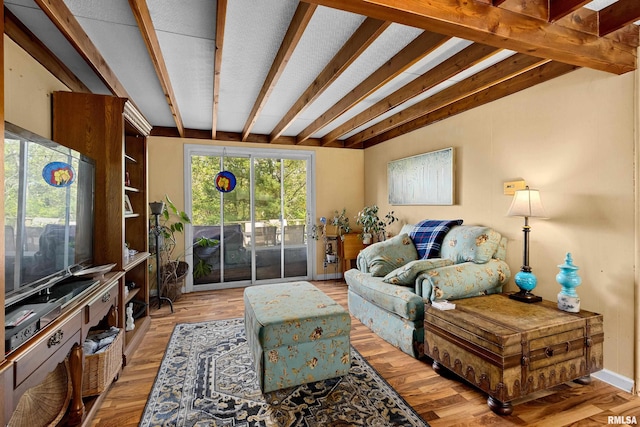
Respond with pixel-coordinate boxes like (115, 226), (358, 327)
(52, 92), (153, 397)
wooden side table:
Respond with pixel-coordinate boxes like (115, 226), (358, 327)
(339, 233), (364, 271)
(424, 294), (604, 415)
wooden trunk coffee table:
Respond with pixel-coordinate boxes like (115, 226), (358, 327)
(424, 294), (604, 415)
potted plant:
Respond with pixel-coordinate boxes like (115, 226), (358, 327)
(355, 205), (398, 244)
(310, 209), (352, 241)
(310, 209), (351, 262)
(151, 196), (218, 300)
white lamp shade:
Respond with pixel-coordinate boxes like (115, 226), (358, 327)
(507, 188), (548, 218)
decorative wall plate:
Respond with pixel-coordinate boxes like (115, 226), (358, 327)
(214, 170), (236, 192)
(42, 161), (75, 187)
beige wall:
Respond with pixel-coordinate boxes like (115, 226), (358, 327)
(147, 137), (364, 276)
(364, 67), (637, 380)
(4, 36), (68, 137)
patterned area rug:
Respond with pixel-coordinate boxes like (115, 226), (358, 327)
(140, 318), (429, 426)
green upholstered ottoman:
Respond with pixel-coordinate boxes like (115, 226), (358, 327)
(243, 281), (351, 393)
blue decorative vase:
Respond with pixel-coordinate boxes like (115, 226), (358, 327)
(556, 253), (581, 312)
(514, 271), (537, 292)
(556, 253), (581, 297)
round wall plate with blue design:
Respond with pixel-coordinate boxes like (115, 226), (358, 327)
(214, 171), (236, 193)
(42, 162), (75, 187)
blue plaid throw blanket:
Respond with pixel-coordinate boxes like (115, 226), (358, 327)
(410, 219), (463, 259)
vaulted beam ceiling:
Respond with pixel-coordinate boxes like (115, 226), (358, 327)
(32, 0), (130, 99)
(329, 43), (502, 146)
(5, 0), (638, 150)
(346, 53), (550, 146)
(241, 2), (316, 141)
(304, 0), (637, 75)
(211, 0), (227, 140)
(269, 17), (391, 141)
(301, 30), (450, 145)
(4, 8), (89, 93)
(128, 0), (184, 137)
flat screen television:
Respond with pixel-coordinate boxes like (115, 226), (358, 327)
(4, 122), (96, 307)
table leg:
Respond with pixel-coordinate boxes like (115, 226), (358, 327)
(573, 375), (592, 385)
(432, 360), (446, 375)
(487, 396), (513, 416)
(68, 343), (85, 425)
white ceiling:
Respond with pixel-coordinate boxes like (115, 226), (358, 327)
(4, 0), (639, 146)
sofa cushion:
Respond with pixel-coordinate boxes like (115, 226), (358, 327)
(441, 226), (501, 264)
(357, 233), (418, 277)
(410, 219), (463, 259)
(345, 269), (424, 321)
(383, 258), (454, 285)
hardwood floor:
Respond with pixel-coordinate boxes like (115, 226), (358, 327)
(91, 281), (640, 426)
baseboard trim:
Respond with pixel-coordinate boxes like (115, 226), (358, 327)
(315, 273), (343, 281)
(593, 369), (635, 393)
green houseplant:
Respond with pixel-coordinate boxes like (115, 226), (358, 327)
(310, 209), (351, 262)
(151, 196), (218, 299)
(355, 205), (398, 244)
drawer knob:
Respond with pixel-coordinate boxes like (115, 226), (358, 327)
(48, 330), (64, 347)
(102, 292), (111, 303)
(545, 347), (555, 357)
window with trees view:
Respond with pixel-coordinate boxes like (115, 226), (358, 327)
(185, 146), (313, 290)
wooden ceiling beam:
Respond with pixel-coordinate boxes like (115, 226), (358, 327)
(329, 43), (501, 146)
(33, 0), (131, 98)
(362, 61), (579, 148)
(304, 0), (636, 74)
(345, 53), (549, 146)
(4, 7), (89, 93)
(269, 17), (391, 141)
(297, 31), (450, 145)
(128, 0), (184, 137)
(241, 2), (316, 141)
(212, 0), (227, 139)
(492, 0), (546, 20)
(549, 0), (591, 22)
(555, 7), (597, 34)
(150, 126), (324, 146)
(598, 0), (640, 37)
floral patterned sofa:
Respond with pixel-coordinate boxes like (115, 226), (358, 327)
(344, 220), (511, 358)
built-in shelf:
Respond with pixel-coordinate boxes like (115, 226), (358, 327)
(53, 92), (152, 407)
(124, 252), (150, 271)
(125, 288), (141, 305)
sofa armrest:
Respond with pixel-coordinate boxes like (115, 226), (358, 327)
(415, 259), (511, 302)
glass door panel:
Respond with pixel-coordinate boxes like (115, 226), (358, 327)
(254, 158), (282, 281)
(283, 159), (308, 278)
(188, 148), (311, 289)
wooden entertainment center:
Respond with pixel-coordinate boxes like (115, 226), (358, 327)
(0, 92), (152, 425)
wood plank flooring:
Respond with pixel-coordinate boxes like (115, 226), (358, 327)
(91, 281), (640, 426)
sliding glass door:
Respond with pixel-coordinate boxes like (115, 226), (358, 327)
(184, 145), (314, 290)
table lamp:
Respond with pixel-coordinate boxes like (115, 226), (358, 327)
(507, 186), (547, 303)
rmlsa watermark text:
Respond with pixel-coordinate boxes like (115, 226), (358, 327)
(608, 416), (638, 425)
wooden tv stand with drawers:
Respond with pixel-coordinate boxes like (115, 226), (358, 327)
(424, 293), (604, 415)
(2, 272), (125, 425)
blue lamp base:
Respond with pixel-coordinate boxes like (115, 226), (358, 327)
(509, 270), (542, 303)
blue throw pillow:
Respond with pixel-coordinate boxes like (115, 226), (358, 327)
(410, 219), (463, 259)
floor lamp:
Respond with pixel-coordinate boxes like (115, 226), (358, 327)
(150, 201), (174, 313)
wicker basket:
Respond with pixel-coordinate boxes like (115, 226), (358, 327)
(82, 328), (123, 397)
